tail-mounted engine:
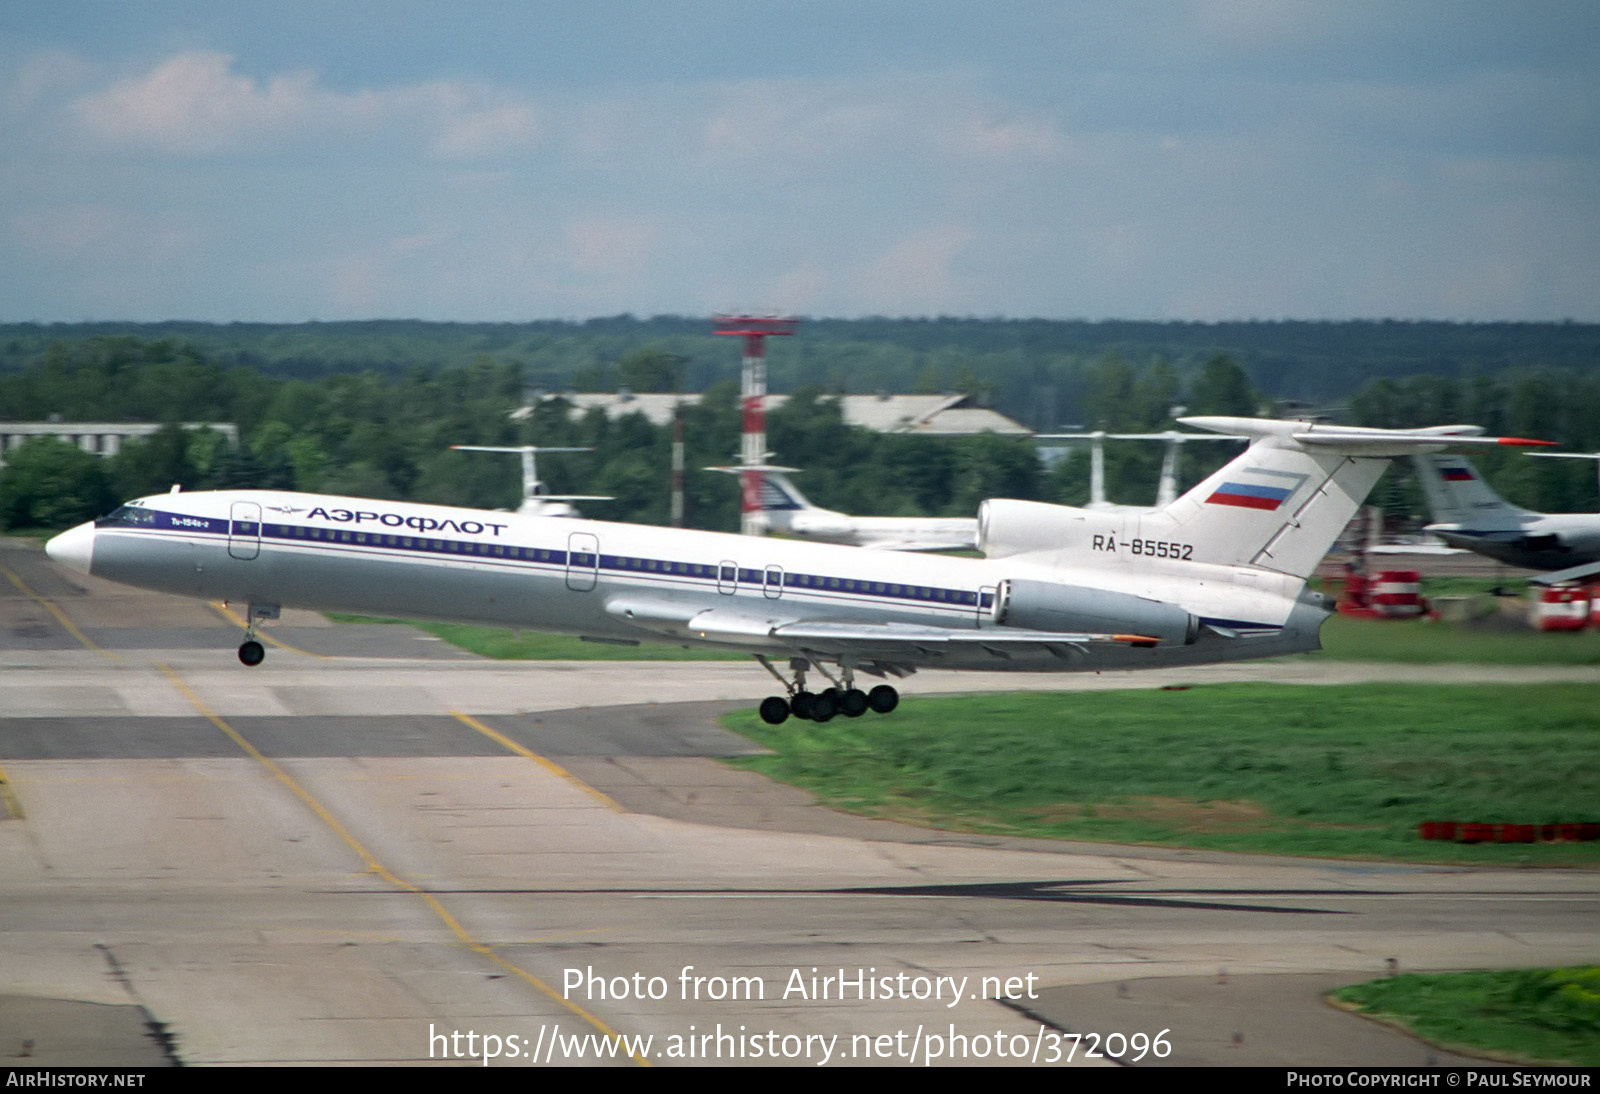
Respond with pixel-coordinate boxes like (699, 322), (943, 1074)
(977, 499), (1084, 558)
(992, 578), (1200, 645)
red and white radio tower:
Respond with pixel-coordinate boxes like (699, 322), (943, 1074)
(713, 315), (797, 535)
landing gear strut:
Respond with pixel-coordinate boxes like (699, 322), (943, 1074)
(235, 603), (278, 667)
(755, 656), (897, 725)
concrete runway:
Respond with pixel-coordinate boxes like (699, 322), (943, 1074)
(1, 537), (1595, 1068)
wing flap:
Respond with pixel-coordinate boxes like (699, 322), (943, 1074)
(773, 621), (1153, 661)
(603, 597), (1152, 659)
(854, 539), (976, 552)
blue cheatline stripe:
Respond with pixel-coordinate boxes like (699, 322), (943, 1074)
(104, 510), (1294, 630)
(98, 510), (990, 612)
(1199, 616), (1283, 632)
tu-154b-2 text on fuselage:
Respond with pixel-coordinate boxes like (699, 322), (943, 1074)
(46, 418), (1548, 724)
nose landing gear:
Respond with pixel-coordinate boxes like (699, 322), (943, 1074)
(233, 603), (279, 667)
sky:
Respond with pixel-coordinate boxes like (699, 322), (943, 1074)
(2, 1), (1597, 323)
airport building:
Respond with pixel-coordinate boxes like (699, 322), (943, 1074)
(0, 421), (239, 468)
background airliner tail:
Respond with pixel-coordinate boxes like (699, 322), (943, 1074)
(1163, 418), (1550, 579)
(1412, 453), (1527, 530)
(760, 471), (813, 513)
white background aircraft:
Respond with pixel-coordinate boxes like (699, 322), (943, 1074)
(48, 418), (1541, 724)
(449, 444), (611, 518)
(712, 465), (978, 551)
(1415, 452), (1600, 583)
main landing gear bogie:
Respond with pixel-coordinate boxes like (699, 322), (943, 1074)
(754, 656), (898, 725)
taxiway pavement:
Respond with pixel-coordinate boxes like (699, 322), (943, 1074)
(1, 538), (1594, 1068)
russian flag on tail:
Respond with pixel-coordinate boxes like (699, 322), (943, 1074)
(1205, 467), (1307, 511)
(1207, 482), (1293, 510)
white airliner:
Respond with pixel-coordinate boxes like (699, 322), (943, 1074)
(46, 417), (1543, 725)
(1415, 452), (1600, 583)
(449, 444), (611, 518)
(716, 466), (978, 551)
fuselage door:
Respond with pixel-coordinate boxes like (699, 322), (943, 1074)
(764, 565), (784, 600)
(717, 560), (738, 596)
(980, 583), (1003, 625)
(229, 501), (262, 560)
(565, 532), (600, 591)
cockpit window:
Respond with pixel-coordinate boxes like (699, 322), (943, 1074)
(99, 505), (156, 527)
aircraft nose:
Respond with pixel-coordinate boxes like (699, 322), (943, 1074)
(45, 521), (95, 575)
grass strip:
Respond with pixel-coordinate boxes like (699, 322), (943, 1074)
(326, 613), (742, 660)
(721, 683), (1600, 863)
(1315, 613), (1600, 665)
(1332, 967), (1600, 1066)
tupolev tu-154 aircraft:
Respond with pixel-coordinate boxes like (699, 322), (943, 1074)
(46, 417), (1547, 724)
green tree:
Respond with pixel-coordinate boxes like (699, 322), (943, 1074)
(616, 348), (688, 393)
(0, 438), (116, 530)
(110, 424), (198, 499)
(1187, 355), (1258, 417)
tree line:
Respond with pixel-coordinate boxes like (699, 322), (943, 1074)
(1, 333), (1595, 532)
(3, 317), (1595, 431)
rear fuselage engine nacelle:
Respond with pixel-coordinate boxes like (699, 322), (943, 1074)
(993, 578), (1201, 645)
(977, 498), (1083, 558)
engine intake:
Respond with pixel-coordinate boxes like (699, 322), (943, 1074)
(977, 498), (1083, 558)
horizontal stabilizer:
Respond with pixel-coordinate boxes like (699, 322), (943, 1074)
(1180, 417), (1553, 456)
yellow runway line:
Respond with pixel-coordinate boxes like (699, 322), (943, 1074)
(0, 757), (23, 821)
(3, 565), (119, 659)
(209, 601), (329, 659)
(158, 663), (645, 1065)
(450, 710), (625, 813)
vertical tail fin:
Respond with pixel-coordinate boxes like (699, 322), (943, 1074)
(1165, 417), (1553, 578)
(1161, 425), (1387, 579)
(760, 472), (811, 512)
(1413, 454), (1526, 530)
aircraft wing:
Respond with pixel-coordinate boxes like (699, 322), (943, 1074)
(1529, 560), (1600, 586)
(770, 621), (1152, 662)
(604, 597), (1151, 662)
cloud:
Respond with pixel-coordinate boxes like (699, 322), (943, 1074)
(68, 51), (539, 159)
(71, 52), (329, 154)
(692, 74), (1068, 170)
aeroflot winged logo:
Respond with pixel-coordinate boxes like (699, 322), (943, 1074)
(1205, 467), (1309, 512)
